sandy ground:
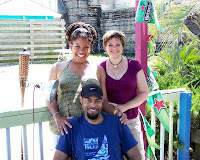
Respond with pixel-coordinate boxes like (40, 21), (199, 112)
(0, 64), (52, 111)
(0, 63), (55, 160)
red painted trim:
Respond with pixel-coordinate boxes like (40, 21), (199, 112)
(135, 0), (148, 152)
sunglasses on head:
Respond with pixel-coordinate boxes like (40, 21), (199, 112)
(71, 28), (92, 39)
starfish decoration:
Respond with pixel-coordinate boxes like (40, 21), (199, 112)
(153, 98), (166, 113)
(147, 155), (154, 160)
(148, 34), (152, 42)
(150, 155), (154, 159)
(140, 4), (145, 11)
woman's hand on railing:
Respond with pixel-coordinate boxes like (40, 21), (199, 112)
(54, 113), (73, 135)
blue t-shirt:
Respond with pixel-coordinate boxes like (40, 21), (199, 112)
(56, 112), (138, 160)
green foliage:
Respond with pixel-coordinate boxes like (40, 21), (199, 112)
(150, 41), (200, 93)
(174, 134), (185, 151)
(149, 0), (200, 54)
(147, 0), (199, 158)
(149, 48), (200, 131)
(153, 61), (200, 115)
(180, 44), (199, 64)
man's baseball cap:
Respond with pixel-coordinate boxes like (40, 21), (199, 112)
(81, 84), (103, 99)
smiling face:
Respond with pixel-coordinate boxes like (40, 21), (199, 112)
(80, 95), (103, 124)
(70, 37), (92, 63)
(105, 37), (124, 59)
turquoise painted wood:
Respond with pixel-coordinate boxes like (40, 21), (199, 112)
(0, 15), (53, 19)
(0, 106), (51, 160)
(177, 91), (192, 160)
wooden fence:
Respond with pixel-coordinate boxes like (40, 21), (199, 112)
(0, 19), (66, 62)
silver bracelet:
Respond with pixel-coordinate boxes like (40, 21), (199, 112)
(53, 111), (59, 117)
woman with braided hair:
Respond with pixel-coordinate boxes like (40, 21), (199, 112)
(47, 22), (126, 158)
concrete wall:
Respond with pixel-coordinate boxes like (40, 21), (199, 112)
(63, 0), (136, 56)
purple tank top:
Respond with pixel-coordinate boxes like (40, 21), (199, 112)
(100, 59), (142, 119)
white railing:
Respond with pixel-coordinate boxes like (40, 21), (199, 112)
(0, 107), (52, 160)
(0, 88), (192, 160)
(150, 88), (192, 160)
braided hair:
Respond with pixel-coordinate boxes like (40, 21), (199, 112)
(66, 22), (97, 46)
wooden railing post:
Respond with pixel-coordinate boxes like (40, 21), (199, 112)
(135, 0), (148, 151)
(38, 123), (44, 160)
(168, 101), (174, 160)
(6, 128), (11, 160)
(22, 125), (28, 160)
(177, 91), (192, 160)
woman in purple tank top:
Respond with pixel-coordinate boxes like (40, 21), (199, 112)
(100, 30), (149, 160)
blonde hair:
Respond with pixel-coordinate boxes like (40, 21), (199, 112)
(102, 30), (126, 48)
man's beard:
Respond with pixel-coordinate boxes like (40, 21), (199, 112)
(87, 111), (99, 120)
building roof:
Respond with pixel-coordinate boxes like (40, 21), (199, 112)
(0, 0), (62, 18)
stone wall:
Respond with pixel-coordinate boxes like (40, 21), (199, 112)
(63, 0), (101, 53)
(100, 8), (135, 56)
(63, 0), (136, 56)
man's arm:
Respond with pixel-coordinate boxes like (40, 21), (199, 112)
(120, 123), (142, 160)
(126, 146), (142, 160)
(54, 123), (73, 160)
(54, 149), (68, 160)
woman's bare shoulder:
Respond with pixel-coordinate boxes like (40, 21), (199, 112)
(96, 65), (106, 78)
(49, 60), (71, 79)
(52, 60), (70, 71)
(97, 65), (104, 72)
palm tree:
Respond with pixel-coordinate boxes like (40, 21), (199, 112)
(149, 0), (200, 71)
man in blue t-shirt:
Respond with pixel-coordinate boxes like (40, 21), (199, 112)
(54, 84), (141, 160)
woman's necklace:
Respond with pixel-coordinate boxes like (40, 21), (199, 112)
(109, 57), (123, 69)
